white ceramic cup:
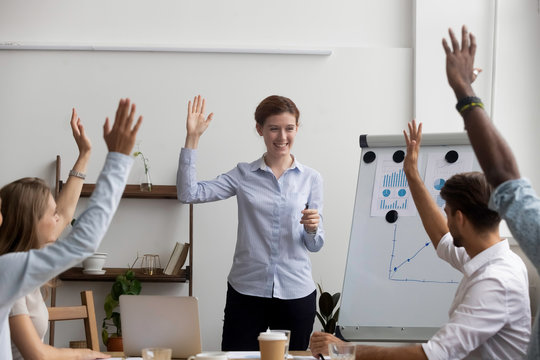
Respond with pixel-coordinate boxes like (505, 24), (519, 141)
(82, 252), (107, 271)
(187, 351), (228, 360)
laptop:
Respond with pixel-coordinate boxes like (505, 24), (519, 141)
(120, 295), (202, 359)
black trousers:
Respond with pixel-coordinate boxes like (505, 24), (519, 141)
(221, 283), (316, 351)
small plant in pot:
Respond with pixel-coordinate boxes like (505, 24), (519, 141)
(316, 283), (340, 334)
(102, 268), (141, 351)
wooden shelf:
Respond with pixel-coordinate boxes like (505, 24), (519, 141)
(51, 155), (194, 347)
(58, 266), (190, 283)
(59, 182), (178, 199)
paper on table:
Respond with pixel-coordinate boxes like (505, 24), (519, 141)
(226, 352), (260, 358)
(226, 352), (294, 359)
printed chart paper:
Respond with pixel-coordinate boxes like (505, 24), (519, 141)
(424, 151), (474, 209)
(370, 153), (417, 217)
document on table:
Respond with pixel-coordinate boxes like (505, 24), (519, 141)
(227, 353), (300, 359)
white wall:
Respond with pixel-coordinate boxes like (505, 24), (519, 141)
(1, 0), (539, 352)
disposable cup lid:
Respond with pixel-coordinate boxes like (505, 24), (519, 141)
(258, 331), (286, 341)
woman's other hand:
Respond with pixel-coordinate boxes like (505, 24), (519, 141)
(301, 208), (320, 234)
(185, 95), (214, 149)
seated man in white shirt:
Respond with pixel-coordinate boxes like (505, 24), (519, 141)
(310, 120), (531, 360)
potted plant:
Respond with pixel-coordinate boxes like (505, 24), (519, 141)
(102, 268), (141, 351)
(316, 284), (340, 334)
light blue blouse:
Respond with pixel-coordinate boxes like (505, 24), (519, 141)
(177, 148), (324, 299)
(0, 152), (132, 360)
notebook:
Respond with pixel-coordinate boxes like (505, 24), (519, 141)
(120, 295), (202, 359)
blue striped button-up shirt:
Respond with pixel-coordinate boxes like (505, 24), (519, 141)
(177, 148), (324, 299)
(489, 178), (540, 360)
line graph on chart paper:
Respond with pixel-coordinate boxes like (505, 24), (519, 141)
(388, 224), (459, 284)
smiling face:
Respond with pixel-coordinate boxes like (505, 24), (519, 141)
(36, 193), (59, 247)
(256, 112), (298, 159)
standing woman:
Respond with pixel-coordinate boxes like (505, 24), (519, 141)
(177, 95), (325, 350)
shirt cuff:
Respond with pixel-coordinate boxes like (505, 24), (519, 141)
(180, 147), (197, 165)
(421, 341), (444, 360)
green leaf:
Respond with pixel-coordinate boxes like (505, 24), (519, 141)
(121, 280), (129, 294)
(112, 312), (121, 335)
(332, 307), (340, 322)
(104, 294), (118, 318)
(125, 270), (135, 280)
(319, 292), (334, 318)
(102, 328), (109, 346)
(332, 292), (341, 307)
(111, 282), (123, 301)
(316, 312), (326, 328)
(325, 318), (337, 334)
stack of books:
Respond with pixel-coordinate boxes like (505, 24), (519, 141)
(163, 242), (190, 275)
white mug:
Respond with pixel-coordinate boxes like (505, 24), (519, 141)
(82, 252), (107, 271)
(187, 351), (228, 360)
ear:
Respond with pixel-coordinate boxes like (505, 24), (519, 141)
(256, 123), (263, 136)
(455, 210), (466, 227)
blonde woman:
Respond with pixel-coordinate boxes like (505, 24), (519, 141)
(0, 99), (142, 360)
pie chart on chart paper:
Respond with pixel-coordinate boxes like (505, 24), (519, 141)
(433, 178), (445, 191)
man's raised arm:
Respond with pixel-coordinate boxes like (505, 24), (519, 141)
(442, 25), (519, 187)
(403, 120), (449, 248)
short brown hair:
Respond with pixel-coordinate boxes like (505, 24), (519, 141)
(0, 177), (51, 255)
(254, 95), (300, 126)
(440, 172), (500, 231)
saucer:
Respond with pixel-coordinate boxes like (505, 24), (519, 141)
(82, 269), (106, 275)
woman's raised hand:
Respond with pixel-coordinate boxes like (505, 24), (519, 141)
(185, 95), (214, 149)
(70, 108), (92, 157)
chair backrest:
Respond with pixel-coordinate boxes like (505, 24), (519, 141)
(47, 290), (99, 351)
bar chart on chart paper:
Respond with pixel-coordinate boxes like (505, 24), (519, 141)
(371, 155), (416, 216)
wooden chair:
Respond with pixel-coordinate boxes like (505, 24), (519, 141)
(47, 290), (100, 351)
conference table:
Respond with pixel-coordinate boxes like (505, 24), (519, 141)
(104, 350), (314, 359)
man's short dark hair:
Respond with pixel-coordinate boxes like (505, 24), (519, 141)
(440, 171), (501, 231)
